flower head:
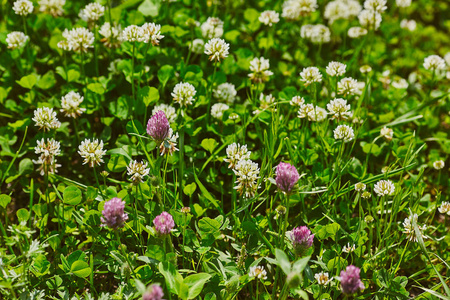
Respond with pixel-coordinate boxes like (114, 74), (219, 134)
(39, 0), (65, 16)
(33, 138), (61, 175)
(433, 160), (445, 170)
(152, 104), (177, 123)
(160, 129), (178, 156)
(338, 77), (358, 96)
(142, 22), (164, 45)
(211, 103), (229, 120)
(78, 139), (107, 167)
(123, 25), (145, 42)
(340, 265), (365, 294)
(248, 57), (273, 83)
(373, 179), (395, 197)
(153, 212), (175, 235)
(326, 61), (347, 77)
(324, 0), (361, 24)
(315, 272), (332, 286)
(64, 27), (94, 53)
(438, 202), (450, 215)
(275, 162), (300, 194)
(300, 67), (322, 86)
(291, 226), (314, 256)
(423, 55), (446, 71)
(327, 98), (351, 121)
(201, 17), (223, 39)
(334, 125), (355, 142)
(224, 143), (251, 169)
(348, 26), (368, 38)
(79, 3), (104, 22)
(402, 213), (427, 242)
(127, 160), (150, 184)
(101, 198), (128, 229)
(99, 22), (124, 48)
(396, 0), (411, 7)
(172, 82), (196, 107)
(33, 107), (61, 131)
(342, 243), (356, 253)
(190, 39), (205, 54)
(147, 111), (170, 144)
(13, 0), (34, 16)
(143, 284), (164, 300)
(364, 0), (387, 12)
(61, 91), (86, 118)
(233, 159), (260, 198)
(282, 0), (318, 20)
(214, 83), (237, 104)
(358, 9), (382, 30)
(290, 96), (305, 107)
(204, 38), (230, 62)
(249, 265), (267, 280)
(259, 10), (280, 26)
(400, 19), (416, 31)
(6, 32), (29, 50)
(380, 126), (393, 141)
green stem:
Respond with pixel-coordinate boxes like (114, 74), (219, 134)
(206, 61), (218, 124)
(114, 230), (136, 277)
(131, 42), (136, 107)
(93, 166), (105, 200)
(94, 23), (99, 77)
(178, 125), (185, 205)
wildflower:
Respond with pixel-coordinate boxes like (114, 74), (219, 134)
(101, 198), (128, 230)
(364, 0), (387, 13)
(327, 98), (352, 121)
(57, 40), (70, 51)
(298, 103), (314, 119)
(438, 202), (450, 215)
(204, 38), (230, 62)
(400, 19), (416, 31)
(60, 91), (86, 118)
(326, 61), (346, 77)
(79, 3), (104, 23)
(309, 106), (327, 122)
(233, 159), (260, 198)
(160, 129), (178, 156)
(211, 103), (229, 119)
(152, 104), (177, 124)
(391, 78), (408, 89)
(259, 10), (280, 26)
(33, 107), (61, 131)
(172, 82), (196, 107)
(248, 57), (273, 83)
(275, 162), (300, 194)
(324, 0), (361, 24)
(299, 67), (322, 86)
(315, 272), (332, 286)
(201, 17), (224, 39)
(190, 39), (205, 54)
(147, 111), (170, 144)
(396, 0), (411, 7)
(373, 179), (395, 197)
(142, 22), (164, 45)
(127, 160), (150, 184)
(358, 9), (382, 30)
(181, 207), (191, 214)
(39, 0), (65, 16)
(361, 191), (371, 199)
(355, 182), (366, 192)
(334, 125), (355, 142)
(360, 65), (372, 73)
(381, 166), (389, 174)
(402, 213), (427, 242)
(291, 226), (314, 256)
(433, 160), (445, 170)
(123, 25), (145, 42)
(99, 22), (124, 48)
(143, 284), (164, 300)
(340, 265), (365, 294)
(249, 265), (267, 280)
(282, 0), (318, 20)
(6, 32), (29, 50)
(153, 212), (175, 235)
(348, 26), (368, 38)
(229, 113), (239, 120)
(275, 205), (287, 219)
(310, 25), (331, 44)
(64, 27), (94, 53)
(342, 243), (356, 253)
(253, 93), (276, 114)
(78, 139), (107, 167)
(423, 55), (446, 71)
(290, 96), (305, 107)
(338, 77), (358, 96)
(224, 143), (251, 169)
(33, 138), (61, 175)
(214, 83), (237, 104)
(300, 25), (315, 39)
(13, 0), (33, 16)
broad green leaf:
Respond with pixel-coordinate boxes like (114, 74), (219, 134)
(63, 186), (82, 206)
(200, 138), (218, 154)
(275, 249), (291, 275)
(37, 71), (56, 90)
(184, 273), (212, 300)
(138, 0), (160, 17)
(107, 155), (128, 172)
(198, 217), (221, 233)
(87, 83), (105, 94)
(140, 86), (160, 107)
(70, 261), (91, 278)
(183, 182), (197, 197)
(0, 194), (11, 208)
(16, 208), (30, 222)
(157, 65), (175, 87)
(158, 262), (183, 294)
(16, 74), (38, 89)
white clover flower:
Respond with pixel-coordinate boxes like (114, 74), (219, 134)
(300, 24), (315, 39)
(123, 25), (145, 42)
(315, 272), (332, 286)
(364, 0), (387, 13)
(259, 10), (280, 26)
(33, 107), (61, 131)
(310, 25), (331, 44)
(400, 19), (416, 31)
(282, 0), (318, 20)
(373, 179), (395, 197)
(172, 82), (196, 107)
(6, 32), (29, 50)
(342, 243), (356, 253)
(211, 103), (229, 119)
(360, 65), (372, 73)
(355, 182), (366, 192)
(334, 125), (355, 142)
(201, 17), (224, 39)
(253, 93), (276, 115)
(224, 143), (251, 169)
(127, 160), (150, 183)
(214, 83), (237, 104)
(78, 139), (107, 167)
(423, 55), (446, 71)
(190, 39), (205, 54)
(433, 160), (445, 170)
(13, 0), (34, 16)
(160, 128), (179, 156)
(324, 0), (361, 24)
(309, 106), (327, 122)
(358, 9), (382, 30)
(298, 103), (315, 119)
(444, 52), (450, 66)
(248, 57), (273, 83)
(152, 104), (177, 123)
(402, 213), (427, 242)
(338, 77), (358, 96)
(33, 155), (61, 176)
(327, 98), (352, 120)
(348, 26), (368, 38)
(63, 27), (94, 53)
(142, 22), (164, 45)
(61, 91), (86, 118)
(391, 78), (408, 89)
(290, 96), (305, 107)
(380, 126), (393, 141)
(57, 40), (70, 51)
(326, 61), (347, 77)
(396, 0), (411, 7)
(98, 22), (124, 48)
(249, 265), (267, 280)
(35, 138), (61, 158)
(300, 67), (322, 86)
(438, 202), (450, 215)
(39, 0), (65, 16)
(79, 3), (104, 22)
(361, 191), (371, 199)
(204, 38), (229, 62)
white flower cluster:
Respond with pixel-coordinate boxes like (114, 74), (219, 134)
(438, 202), (450, 215)
(127, 160), (150, 183)
(315, 272), (333, 286)
(78, 139), (107, 168)
(79, 3), (105, 23)
(400, 19), (416, 31)
(433, 160), (445, 170)
(99, 23), (125, 48)
(6, 31), (29, 50)
(348, 26), (368, 38)
(201, 17), (224, 39)
(299, 67), (322, 86)
(123, 25), (145, 42)
(324, 0), (361, 24)
(338, 77), (358, 96)
(160, 129), (179, 156)
(61, 91), (86, 118)
(142, 22), (165, 45)
(172, 82), (196, 107)
(253, 93), (276, 115)
(326, 61), (347, 77)
(259, 10), (280, 26)
(249, 265), (267, 280)
(373, 179), (395, 197)
(342, 243), (356, 253)
(290, 96), (305, 107)
(211, 103), (229, 119)
(13, 0), (34, 16)
(423, 55), (446, 71)
(334, 125), (355, 142)
(62, 27), (94, 53)
(396, 0), (411, 7)
(39, 0), (65, 17)
(298, 103), (327, 122)
(301, 24), (331, 44)
(33, 138), (61, 176)
(224, 143), (251, 169)
(282, 0), (318, 20)
(204, 38), (229, 62)
(33, 107), (61, 131)
(214, 83), (237, 104)
(248, 57), (273, 83)
(402, 213), (427, 242)
(190, 39), (205, 54)
(327, 98), (352, 121)
(380, 126), (393, 141)
(358, 0), (385, 31)
(152, 104), (177, 123)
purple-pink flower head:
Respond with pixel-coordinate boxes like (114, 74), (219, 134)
(275, 162), (300, 194)
(143, 284), (164, 300)
(101, 198), (128, 230)
(340, 265), (365, 295)
(153, 212), (175, 235)
(147, 111), (170, 143)
(291, 226), (314, 256)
